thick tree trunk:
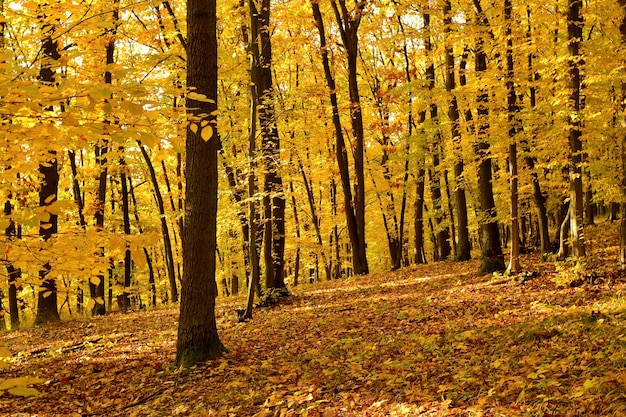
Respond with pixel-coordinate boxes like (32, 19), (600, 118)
(175, 0), (226, 366)
(567, 0), (586, 258)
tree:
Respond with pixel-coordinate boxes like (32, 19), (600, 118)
(34, 16), (61, 326)
(472, 0), (505, 273)
(443, 0), (470, 262)
(175, 0), (226, 366)
(567, 0), (586, 258)
(617, 0), (626, 269)
(505, 0), (521, 274)
(311, 0), (369, 276)
(253, 0), (287, 291)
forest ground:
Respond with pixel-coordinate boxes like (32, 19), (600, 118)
(1, 224), (626, 416)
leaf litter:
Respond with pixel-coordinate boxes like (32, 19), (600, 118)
(1, 226), (626, 416)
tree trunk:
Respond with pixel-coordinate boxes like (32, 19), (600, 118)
(34, 25), (61, 326)
(242, 0), (261, 320)
(473, 0), (505, 273)
(138, 142), (178, 302)
(443, 0), (471, 261)
(175, 0), (226, 366)
(250, 0), (286, 291)
(424, 10), (451, 262)
(618, 0), (626, 269)
(505, 0), (521, 274)
(119, 165), (132, 311)
(414, 168), (427, 264)
(312, 0), (368, 275)
(567, 0), (586, 258)
(5, 198), (20, 329)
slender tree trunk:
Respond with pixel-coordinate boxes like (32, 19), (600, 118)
(312, 0), (368, 275)
(34, 23), (61, 326)
(161, 159), (182, 283)
(251, 0), (286, 291)
(505, 0), (521, 274)
(618, 0), (626, 268)
(443, 0), (471, 261)
(473, 0), (505, 273)
(414, 168), (427, 264)
(567, 0), (586, 258)
(5, 197), (20, 329)
(522, 9), (551, 253)
(297, 155), (331, 281)
(242, 1), (261, 320)
(119, 163), (132, 311)
(175, 0), (226, 366)
(138, 142), (178, 302)
(289, 178), (301, 286)
(424, 10), (450, 262)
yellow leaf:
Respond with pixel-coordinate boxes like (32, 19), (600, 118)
(201, 126), (213, 142)
(187, 92), (215, 103)
(44, 194), (56, 204)
(128, 103), (143, 115)
(8, 386), (40, 397)
(0, 347), (12, 357)
(42, 291), (52, 298)
(190, 123), (198, 134)
(89, 276), (101, 286)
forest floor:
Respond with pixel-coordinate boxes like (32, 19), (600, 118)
(1, 225), (626, 416)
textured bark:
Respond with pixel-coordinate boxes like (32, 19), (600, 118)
(175, 0), (226, 366)
(567, 0), (586, 258)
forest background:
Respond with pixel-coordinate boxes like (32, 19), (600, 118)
(0, 0), (625, 357)
(1, 0), (626, 414)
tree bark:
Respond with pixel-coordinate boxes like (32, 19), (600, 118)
(443, 0), (470, 261)
(505, 0), (521, 274)
(312, 0), (368, 275)
(567, 0), (586, 258)
(4, 197), (20, 329)
(618, 0), (626, 268)
(473, 0), (505, 273)
(175, 0), (226, 366)
(253, 0), (286, 291)
(138, 142), (178, 302)
(424, 10), (451, 262)
(34, 23), (60, 326)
